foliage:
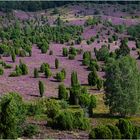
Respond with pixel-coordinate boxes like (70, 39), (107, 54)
(58, 84), (68, 100)
(38, 81), (45, 97)
(88, 95), (97, 117)
(107, 124), (121, 139)
(44, 66), (51, 78)
(55, 69), (66, 82)
(62, 47), (68, 57)
(19, 61), (28, 75)
(88, 67), (98, 86)
(0, 92), (26, 139)
(71, 71), (79, 87)
(97, 78), (103, 90)
(116, 119), (133, 139)
(55, 58), (59, 69)
(45, 99), (61, 119)
(11, 49), (16, 62)
(96, 45), (110, 61)
(34, 68), (39, 78)
(53, 109), (90, 130)
(115, 40), (130, 58)
(89, 125), (112, 139)
(104, 56), (140, 116)
(0, 67), (4, 75)
(40, 63), (50, 73)
(68, 54), (75, 60)
(23, 124), (39, 138)
(88, 59), (99, 71)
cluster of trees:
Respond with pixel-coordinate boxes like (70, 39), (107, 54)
(9, 60), (28, 77)
(84, 17), (100, 26)
(0, 18), (83, 59)
(95, 45), (110, 61)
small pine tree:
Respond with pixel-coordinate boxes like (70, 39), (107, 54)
(71, 71), (79, 87)
(58, 84), (68, 100)
(34, 68), (39, 78)
(61, 68), (66, 78)
(38, 81), (45, 97)
(88, 67), (98, 86)
(44, 66), (51, 78)
(19, 61), (28, 75)
(97, 78), (103, 90)
(88, 95), (96, 117)
(55, 58), (59, 69)
(11, 50), (16, 62)
(62, 48), (68, 57)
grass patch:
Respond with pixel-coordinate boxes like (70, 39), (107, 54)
(92, 93), (140, 127)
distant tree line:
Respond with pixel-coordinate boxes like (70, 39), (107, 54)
(0, 1), (139, 12)
(0, 1), (71, 12)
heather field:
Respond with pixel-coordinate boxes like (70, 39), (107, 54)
(1, 2), (140, 139)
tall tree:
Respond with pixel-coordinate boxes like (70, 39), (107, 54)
(104, 56), (140, 117)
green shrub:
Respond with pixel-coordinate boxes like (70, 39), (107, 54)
(54, 110), (74, 130)
(89, 125), (112, 139)
(69, 47), (77, 56)
(82, 58), (90, 66)
(19, 50), (26, 57)
(89, 128), (96, 139)
(0, 92), (26, 139)
(88, 67), (98, 86)
(15, 65), (22, 76)
(34, 68), (39, 78)
(81, 87), (88, 94)
(69, 86), (81, 105)
(19, 62), (28, 75)
(88, 59), (99, 71)
(38, 81), (45, 97)
(55, 71), (65, 82)
(107, 124), (121, 139)
(132, 126), (139, 139)
(41, 46), (48, 53)
(54, 109), (89, 130)
(73, 110), (90, 130)
(26, 102), (42, 116)
(4, 64), (12, 69)
(63, 47), (68, 57)
(79, 93), (90, 108)
(9, 71), (18, 77)
(58, 84), (68, 100)
(59, 100), (69, 109)
(71, 71), (79, 87)
(88, 95), (97, 117)
(55, 58), (59, 69)
(68, 54), (75, 60)
(0, 67), (4, 75)
(96, 45), (110, 61)
(44, 66), (51, 78)
(11, 50), (16, 62)
(116, 119), (133, 139)
(45, 99), (61, 119)
(23, 124), (39, 138)
(40, 63), (50, 73)
(97, 78), (103, 90)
